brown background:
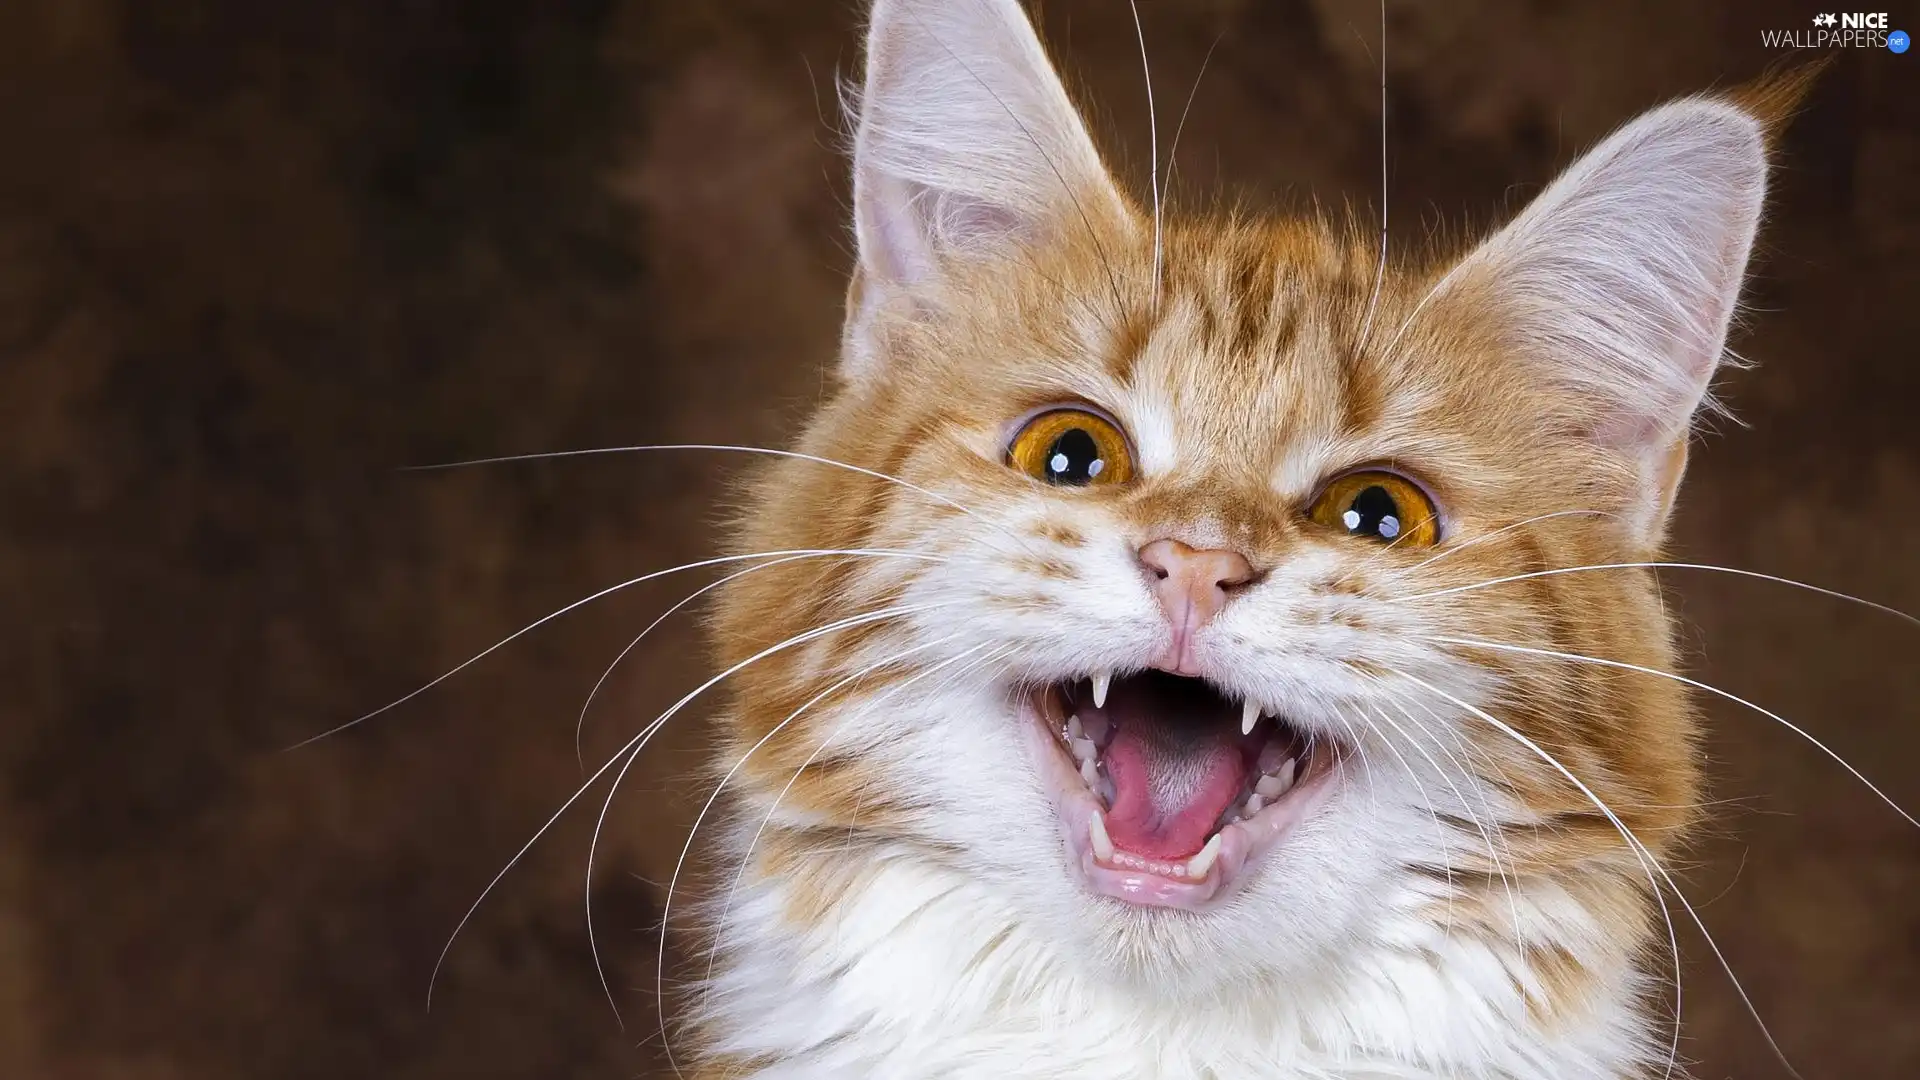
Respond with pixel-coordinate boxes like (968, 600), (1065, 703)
(2, 1), (1916, 1077)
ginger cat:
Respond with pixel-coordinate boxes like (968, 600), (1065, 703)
(691, 1), (1795, 1075)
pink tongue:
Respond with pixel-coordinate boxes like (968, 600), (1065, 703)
(1103, 722), (1247, 860)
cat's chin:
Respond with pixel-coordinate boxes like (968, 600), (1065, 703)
(1021, 673), (1343, 913)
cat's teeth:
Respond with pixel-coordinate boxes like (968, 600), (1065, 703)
(1275, 756), (1298, 795)
(1089, 811), (1115, 862)
(1186, 833), (1223, 879)
(1249, 758), (1300, 807)
(1067, 714), (1086, 741)
(1080, 756), (1100, 789)
(1241, 699), (1261, 735)
(1069, 736), (1097, 764)
(1090, 672), (1110, 709)
(1255, 766), (1291, 799)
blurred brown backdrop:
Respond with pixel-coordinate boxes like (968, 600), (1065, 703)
(2, 1), (1916, 1077)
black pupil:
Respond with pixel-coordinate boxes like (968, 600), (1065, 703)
(1344, 484), (1404, 540)
(1041, 428), (1105, 485)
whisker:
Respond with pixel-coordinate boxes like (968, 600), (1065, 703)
(572, 550), (935, 771)
(1424, 634), (1920, 830)
(1328, 504), (1444, 589)
(289, 548), (942, 750)
(1382, 686), (1657, 1055)
(1381, 509), (1623, 582)
(405, 441), (989, 534)
(1342, 702), (1458, 931)
(1368, 694), (1524, 947)
(712, 642), (1012, 934)
(1325, 710), (1383, 819)
(676, 639), (1004, 1070)
(1354, 0), (1389, 353)
(423, 599), (956, 1017)
(1162, 33), (1223, 202)
(1392, 667), (1786, 1080)
(1375, 244), (1471, 369)
(1391, 560), (1920, 631)
(1125, 0), (1161, 300)
(651, 634), (978, 1074)
(579, 599), (963, 1031)
(403, 440), (1051, 563)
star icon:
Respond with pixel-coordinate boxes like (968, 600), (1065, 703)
(1813, 12), (1837, 26)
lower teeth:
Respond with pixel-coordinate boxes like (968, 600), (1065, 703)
(1061, 714), (1305, 832)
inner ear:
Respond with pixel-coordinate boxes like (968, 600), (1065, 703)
(841, 0), (1135, 383)
(1432, 97), (1771, 543)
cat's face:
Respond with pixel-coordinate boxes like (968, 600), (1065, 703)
(711, 0), (1770, 1012)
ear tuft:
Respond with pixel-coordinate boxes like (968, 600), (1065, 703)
(1727, 58), (1828, 151)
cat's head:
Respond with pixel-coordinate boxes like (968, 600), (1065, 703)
(712, 0), (1782, 1015)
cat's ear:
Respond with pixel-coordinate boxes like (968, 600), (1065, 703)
(842, 0), (1132, 381)
(1444, 97), (1773, 541)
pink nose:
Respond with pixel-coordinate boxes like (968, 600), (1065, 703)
(1137, 539), (1255, 675)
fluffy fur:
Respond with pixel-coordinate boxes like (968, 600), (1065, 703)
(689, 1), (1795, 1075)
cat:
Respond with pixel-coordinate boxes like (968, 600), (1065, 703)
(686, 0), (1807, 1075)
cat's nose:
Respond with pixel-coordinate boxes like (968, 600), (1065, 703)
(1136, 539), (1255, 675)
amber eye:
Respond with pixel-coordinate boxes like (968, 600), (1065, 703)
(1307, 470), (1440, 547)
(1007, 408), (1135, 487)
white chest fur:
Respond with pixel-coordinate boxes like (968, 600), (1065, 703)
(696, 846), (1654, 1080)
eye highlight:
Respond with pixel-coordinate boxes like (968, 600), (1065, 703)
(1308, 470), (1440, 547)
(1007, 408), (1135, 487)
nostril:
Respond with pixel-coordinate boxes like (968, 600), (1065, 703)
(1216, 568), (1255, 593)
(1136, 538), (1256, 598)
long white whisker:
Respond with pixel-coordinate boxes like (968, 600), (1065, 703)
(289, 548), (944, 749)
(1425, 634), (1920, 830)
(1376, 248), (1470, 368)
(1381, 509), (1623, 583)
(1354, 0), (1389, 352)
(572, 550), (939, 771)
(1385, 684), (1677, 1065)
(1126, 0), (1161, 300)
(423, 599), (954, 1017)
(1366, 695), (1519, 945)
(652, 632), (977, 1076)
(404, 441), (1004, 538)
(1343, 702), (1456, 931)
(1393, 668), (1786, 1079)
(579, 599), (960, 1030)
(1402, 680), (1685, 1079)
(1325, 711), (1382, 819)
(702, 643), (1013, 1004)
(706, 641), (1013, 999)
(736, 642), (1012, 870)
(1328, 504), (1444, 589)
(1162, 33), (1223, 200)
(1391, 561), (1920, 632)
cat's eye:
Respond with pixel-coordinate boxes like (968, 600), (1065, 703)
(1006, 408), (1135, 487)
(1307, 470), (1440, 547)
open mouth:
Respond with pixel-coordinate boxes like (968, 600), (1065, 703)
(1025, 670), (1342, 911)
